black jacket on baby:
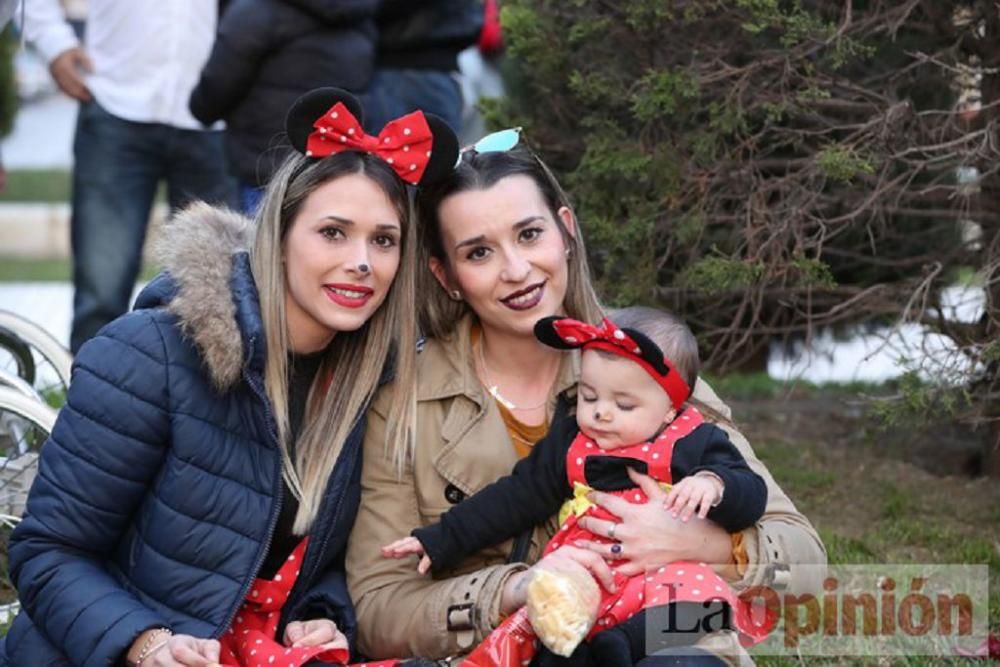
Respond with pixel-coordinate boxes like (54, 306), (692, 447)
(414, 408), (768, 574)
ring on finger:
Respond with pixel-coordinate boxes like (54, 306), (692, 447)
(608, 522), (617, 540)
(610, 543), (623, 557)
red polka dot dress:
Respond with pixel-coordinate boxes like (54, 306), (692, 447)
(464, 408), (772, 667)
(218, 538), (400, 667)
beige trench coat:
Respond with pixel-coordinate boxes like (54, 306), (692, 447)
(346, 315), (826, 662)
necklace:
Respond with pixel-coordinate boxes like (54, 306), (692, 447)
(508, 430), (539, 450)
(477, 337), (549, 411)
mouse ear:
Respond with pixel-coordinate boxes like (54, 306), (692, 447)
(621, 327), (669, 376)
(418, 114), (459, 187)
(285, 87), (364, 155)
(534, 316), (586, 350)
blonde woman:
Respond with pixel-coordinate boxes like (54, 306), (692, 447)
(2, 89), (457, 667)
(347, 131), (826, 665)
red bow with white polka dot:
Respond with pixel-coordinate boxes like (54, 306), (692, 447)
(551, 317), (691, 410)
(306, 102), (433, 184)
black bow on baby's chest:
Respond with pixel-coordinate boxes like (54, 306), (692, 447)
(583, 456), (649, 491)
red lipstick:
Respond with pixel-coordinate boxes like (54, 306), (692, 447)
(324, 283), (374, 309)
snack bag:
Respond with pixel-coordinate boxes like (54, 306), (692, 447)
(526, 560), (601, 657)
(461, 608), (536, 667)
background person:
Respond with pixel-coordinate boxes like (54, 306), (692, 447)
(361, 0), (483, 135)
(18, 0), (238, 353)
(190, 0), (378, 214)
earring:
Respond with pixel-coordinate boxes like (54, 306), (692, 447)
(449, 290), (462, 301)
(565, 247), (572, 259)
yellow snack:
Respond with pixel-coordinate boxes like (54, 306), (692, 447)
(526, 561), (601, 656)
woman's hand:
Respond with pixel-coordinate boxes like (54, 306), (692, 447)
(499, 544), (617, 617)
(129, 632), (221, 666)
(283, 619), (349, 651)
(575, 468), (735, 578)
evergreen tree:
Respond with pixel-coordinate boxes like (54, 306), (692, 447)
(488, 0), (1000, 474)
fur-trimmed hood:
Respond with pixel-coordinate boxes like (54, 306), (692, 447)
(134, 202), (260, 392)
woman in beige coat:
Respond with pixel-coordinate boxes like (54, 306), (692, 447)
(346, 134), (826, 664)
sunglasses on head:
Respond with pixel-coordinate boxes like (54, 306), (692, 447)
(462, 127), (524, 155)
(459, 127), (573, 213)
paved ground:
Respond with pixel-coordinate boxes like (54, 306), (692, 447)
(1, 94), (75, 170)
(0, 282), (145, 348)
(0, 283), (73, 346)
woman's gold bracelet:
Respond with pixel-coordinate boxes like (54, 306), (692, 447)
(130, 628), (173, 666)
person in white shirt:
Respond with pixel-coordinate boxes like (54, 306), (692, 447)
(19, 0), (237, 352)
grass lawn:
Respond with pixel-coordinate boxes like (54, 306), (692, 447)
(0, 257), (161, 282)
(727, 376), (999, 665)
(0, 169), (167, 203)
(0, 257), (72, 281)
(0, 169), (71, 203)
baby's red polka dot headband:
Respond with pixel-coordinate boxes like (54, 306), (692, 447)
(535, 315), (692, 410)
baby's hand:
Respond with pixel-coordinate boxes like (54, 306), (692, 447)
(381, 536), (433, 574)
(663, 473), (724, 522)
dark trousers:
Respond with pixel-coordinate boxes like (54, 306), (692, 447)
(69, 101), (236, 352)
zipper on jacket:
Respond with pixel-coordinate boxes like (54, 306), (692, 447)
(278, 416), (363, 634)
(215, 360), (284, 637)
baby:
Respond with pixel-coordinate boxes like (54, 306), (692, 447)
(384, 306), (769, 665)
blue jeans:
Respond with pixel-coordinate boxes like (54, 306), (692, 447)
(70, 101), (237, 352)
(361, 69), (463, 135)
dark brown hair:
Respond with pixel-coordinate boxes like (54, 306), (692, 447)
(415, 146), (603, 337)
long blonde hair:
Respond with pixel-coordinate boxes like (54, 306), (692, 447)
(251, 151), (416, 534)
(416, 146), (604, 340)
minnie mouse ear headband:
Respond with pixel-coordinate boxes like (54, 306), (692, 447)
(285, 87), (459, 186)
(534, 316), (692, 410)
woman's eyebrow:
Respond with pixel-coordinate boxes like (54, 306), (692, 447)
(512, 216), (545, 230)
(321, 215), (354, 225)
(455, 234), (487, 251)
(454, 215), (546, 251)
(321, 216), (399, 231)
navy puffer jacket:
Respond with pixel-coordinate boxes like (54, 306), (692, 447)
(3, 205), (367, 666)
